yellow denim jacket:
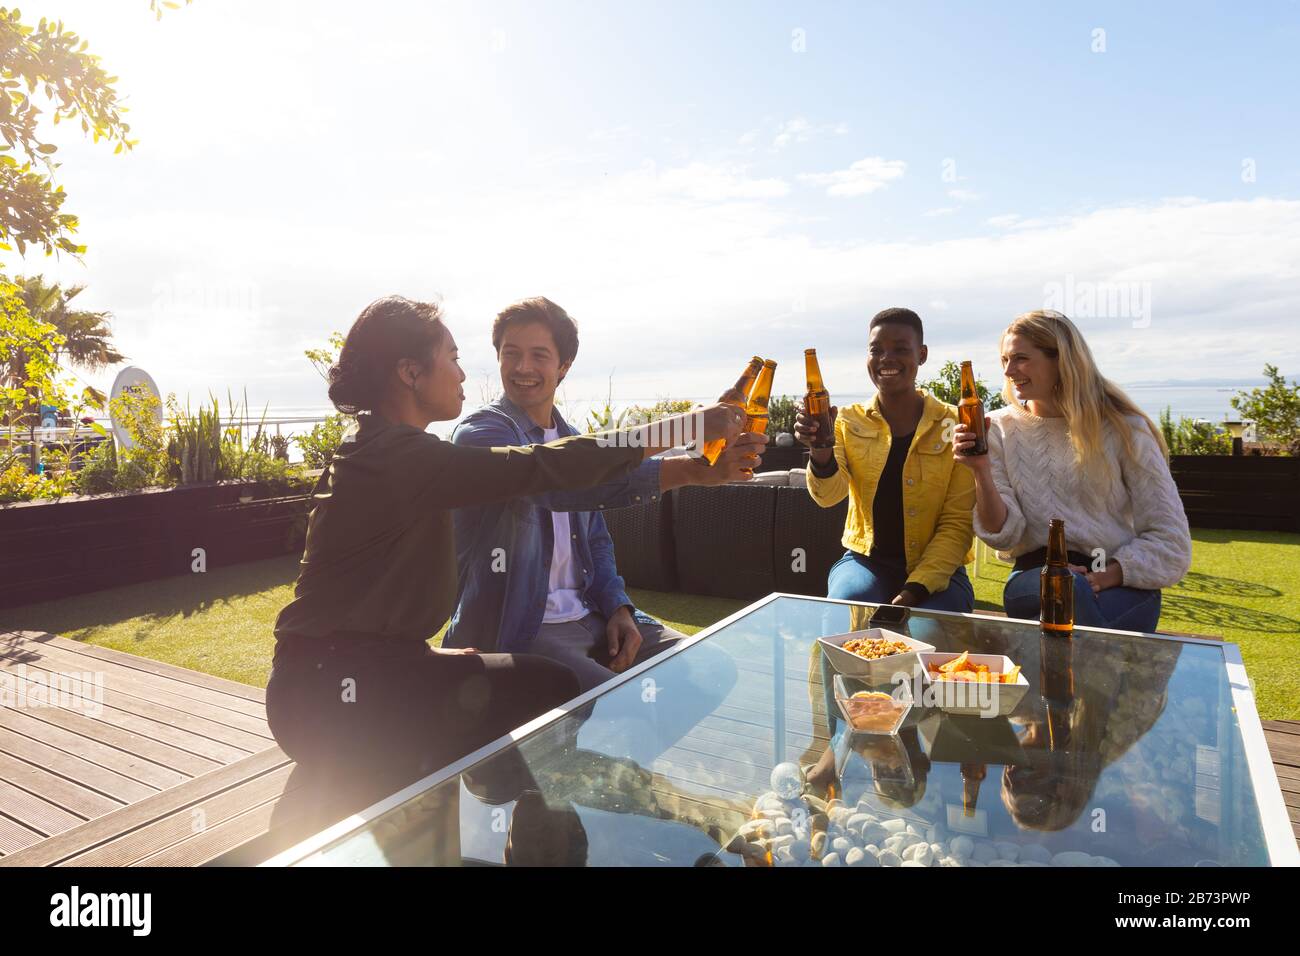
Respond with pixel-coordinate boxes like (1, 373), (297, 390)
(806, 391), (975, 595)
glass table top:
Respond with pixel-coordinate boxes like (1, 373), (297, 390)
(278, 596), (1294, 867)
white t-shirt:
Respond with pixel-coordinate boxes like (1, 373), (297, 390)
(542, 425), (590, 623)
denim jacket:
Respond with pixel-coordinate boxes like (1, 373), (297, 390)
(445, 397), (663, 653)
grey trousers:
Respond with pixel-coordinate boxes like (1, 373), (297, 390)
(530, 612), (686, 695)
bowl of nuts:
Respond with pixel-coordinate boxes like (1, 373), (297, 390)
(817, 628), (935, 682)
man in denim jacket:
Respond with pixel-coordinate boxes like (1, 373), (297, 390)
(446, 297), (764, 693)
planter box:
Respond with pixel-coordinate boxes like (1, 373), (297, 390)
(0, 481), (311, 610)
(1170, 455), (1300, 532)
(672, 484), (778, 600)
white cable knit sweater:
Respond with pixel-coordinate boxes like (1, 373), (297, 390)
(973, 404), (1192, 590)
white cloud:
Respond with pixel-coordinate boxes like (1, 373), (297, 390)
(771, 117), (849, 150)
(947, 188), (983, 202)
(799, 157), (907, 197)
(648, 162), (790, 201)
(11, 2), (1296, 413)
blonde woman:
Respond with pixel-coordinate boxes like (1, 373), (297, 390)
(953, 310), (1191, 632)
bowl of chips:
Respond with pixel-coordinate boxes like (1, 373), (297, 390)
(918, 651), (1029, 717)
(832, 673), (913, 734)
(818, 628), (935, 681)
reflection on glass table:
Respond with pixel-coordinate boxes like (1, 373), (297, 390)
(269, 595), (1298, 867)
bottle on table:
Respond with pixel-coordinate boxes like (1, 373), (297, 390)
(803, 349), (834, 449)
(701, 356), (764, 464)
(1040, 518), (1074, 635)
(957, 360), (989, 456)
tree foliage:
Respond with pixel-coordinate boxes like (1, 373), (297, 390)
(0, 272), (62, 424)
(1159, 406), (1232, 456)
(921, 360), (1007, 411)
(1231, 365), (1300, 453)
(1, 3), (190, 258)
(0, 6), (138, 256)
(14, 273), (123, 374)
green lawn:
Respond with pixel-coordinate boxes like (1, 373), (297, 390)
(2, 528), (1296, 719)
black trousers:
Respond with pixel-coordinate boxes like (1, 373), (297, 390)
(265, 634), (581, 830)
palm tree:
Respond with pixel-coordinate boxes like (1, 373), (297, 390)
(15, 275), (125, 377)
(3, 276), (124, 467)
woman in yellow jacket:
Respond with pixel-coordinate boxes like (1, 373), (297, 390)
(796, 308), (976, 611)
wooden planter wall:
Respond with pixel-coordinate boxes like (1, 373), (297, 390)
(0, 482), (310, 610)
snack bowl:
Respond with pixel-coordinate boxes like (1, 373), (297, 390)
(918, 651), (1029, 717)
(832, 673), (913, 735)
(817, 628), (934, 682)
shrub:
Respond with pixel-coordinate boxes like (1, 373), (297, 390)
(921, 360), (1007, 410)
(108, 390), (172, 491)
(1231, 364), (1300, 453)
(767, 395), (798, 435)
(623, 398), (695, 423)
(236, 448), (312, 495)
(74, 439), (120, 495)
(0, 463), (44, 503)
(1159, 407), (1232, 456)
(296, 413), (352, 468)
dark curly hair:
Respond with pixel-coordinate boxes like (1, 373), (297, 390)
(491, 297), (579, 367)
(327, 296), (448, 415)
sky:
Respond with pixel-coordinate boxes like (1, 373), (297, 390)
(7, 0), (1300, 413)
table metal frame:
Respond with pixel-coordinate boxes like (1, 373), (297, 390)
(263, 594), (1299, 867)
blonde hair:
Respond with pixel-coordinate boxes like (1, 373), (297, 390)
(1001, 310), (1167, 491)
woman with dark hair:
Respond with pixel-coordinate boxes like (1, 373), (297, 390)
(266, 295), (743, 828)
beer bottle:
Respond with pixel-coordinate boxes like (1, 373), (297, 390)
(1039, 631), (1075, 708)
(957, 360), (988, 456)
(803, 349), (834, 449)
(744, 360), (777, 435)
(701, 356), (764, 464)
(960, 762), (986, 817)
(1040, 518), (1074, 634)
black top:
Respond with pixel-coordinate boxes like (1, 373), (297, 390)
(869, 430), (914, 568)
(273, 414), (644, 643)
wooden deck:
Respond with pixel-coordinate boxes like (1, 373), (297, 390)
(0, 629), (300, 866)
(0, 627), (1296, 864)
(1263, 719), (1300, 848)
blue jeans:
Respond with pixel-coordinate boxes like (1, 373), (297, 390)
(827, 551), (975, 613)
(1003, 568), (1162, 633)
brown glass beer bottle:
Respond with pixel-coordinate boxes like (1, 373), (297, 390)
(744, 360), (777, 435)
(803, 349), (834, 449)
(958, 360), (988, 456)
(960, 762), (987, 817)
(1040, 518), (1074, 634)
(1039, 631), (1075, 707)
(702, 356), (764, 464)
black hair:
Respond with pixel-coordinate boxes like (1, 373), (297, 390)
(327, 296), (448, 415)
(869, 307), (925, 345)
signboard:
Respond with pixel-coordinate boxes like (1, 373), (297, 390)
(108, 366), (163, 449)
